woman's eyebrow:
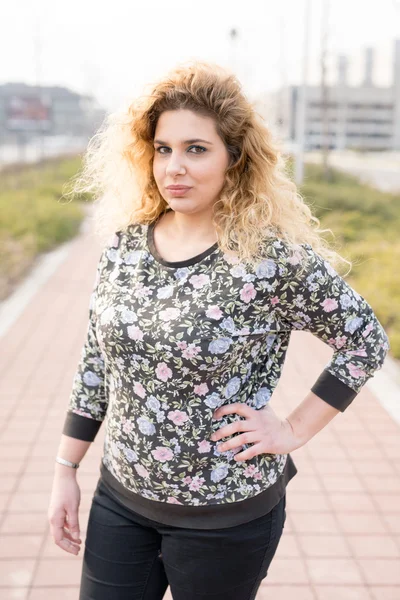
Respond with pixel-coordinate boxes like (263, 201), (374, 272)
(153, 138), (214, 145)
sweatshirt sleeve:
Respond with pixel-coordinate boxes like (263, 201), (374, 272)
(62, 232), (120, 441)
(265, 239), (390, 412)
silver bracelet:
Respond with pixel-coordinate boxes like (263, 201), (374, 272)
(55, 456), (80, 469)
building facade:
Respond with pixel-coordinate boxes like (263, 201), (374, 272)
(0, 83), (106, 144)
(261, 39), (400, 152)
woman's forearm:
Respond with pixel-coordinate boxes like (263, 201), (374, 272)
(285, 390), (341, 448)
(53, 434), (92, 479)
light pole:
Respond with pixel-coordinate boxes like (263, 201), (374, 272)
(294, 0), (311, 186)
(229, 28), (239, 78)
(320, 0), (331, 179)
(34, 12), (45, 163)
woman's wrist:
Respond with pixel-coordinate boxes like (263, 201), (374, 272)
(54, 461), (78, 478)
(285, 390), (341, 447)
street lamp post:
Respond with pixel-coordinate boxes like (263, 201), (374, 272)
(295, 0), (311, 186)
(229, 28), (239, 78)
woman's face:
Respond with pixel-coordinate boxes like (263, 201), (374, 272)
(152, 109), (231, 216)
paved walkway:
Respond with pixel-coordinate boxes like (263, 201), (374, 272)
(0, 218), (399, 600)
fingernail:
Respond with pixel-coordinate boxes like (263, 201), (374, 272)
(72, 532), (80, 540)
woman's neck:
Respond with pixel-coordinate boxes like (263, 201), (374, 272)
(161, 208), (218, 244)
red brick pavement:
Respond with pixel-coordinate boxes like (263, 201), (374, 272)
(0, 223), (399, 600)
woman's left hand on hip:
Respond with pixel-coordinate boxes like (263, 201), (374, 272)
(210, 403), (301, 461)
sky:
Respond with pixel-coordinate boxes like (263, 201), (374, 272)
(2, 0), (400, 112)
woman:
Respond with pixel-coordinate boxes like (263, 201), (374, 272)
(48, 60), (390, 600)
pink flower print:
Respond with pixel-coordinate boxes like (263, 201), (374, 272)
(347, 348), (368, 357)
(136, 283), (152, 299)
(194, 383), (209, 396)
(151, 446), (174, 462)
(321, 298), (338, 312)
(198, 440), (211, 454)
(168, 410), (189, 426)
(240, 283), (256, 304)
(156, 362), (173, 382)
(183, 476), (192, 485)
(270, 296), (279, 306)
(133, 382), (146, 398)
(335, 336), (348, 349)
(287, 249), (302, 265)
(122, 420), (134, 434)
(176, 341), (188, 350)
(244, 464), (258, 477)
(362, 322), (374, 338)
(237, 327), (251, 335)
(182, 344), (200, 359)
(327, 338), (337, 347)
(189, 476), (205, 491)
(167, 496), (183, 504)
(223, 252), (240, 265)
(189, 274), (210, 289)
(347, 363), (366, 378)
(134, 464), (150, 478)
(127, 325), (144, 340)
(206, 305), (223, 320)
(254, 472), (262, 480)
(73, 409), (92, 418)
(159, 307), (180, 321)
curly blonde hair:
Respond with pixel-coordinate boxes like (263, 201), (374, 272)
(65, 59), (351, 276)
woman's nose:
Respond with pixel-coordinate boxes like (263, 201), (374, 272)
(165, 155), (186, 176)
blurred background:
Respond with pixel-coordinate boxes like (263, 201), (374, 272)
(1, 2), (400, 599)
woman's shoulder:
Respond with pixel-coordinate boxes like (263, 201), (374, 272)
(104, 222), (146, 249)
(259, 234), (311, 263)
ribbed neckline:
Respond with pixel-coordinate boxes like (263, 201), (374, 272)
(147, 210), (220, 269)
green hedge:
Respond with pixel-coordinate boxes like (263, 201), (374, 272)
(0, 156), (86, 300)
(301, 162), (400, 358)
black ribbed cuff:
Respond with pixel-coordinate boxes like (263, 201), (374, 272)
(62, 411), (103, 442)
(310, 369), (358, 412)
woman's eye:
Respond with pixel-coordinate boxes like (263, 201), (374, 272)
(188, 145), (206, 154)
(154, 145), (206, 154)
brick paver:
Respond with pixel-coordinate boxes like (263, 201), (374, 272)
(0, 218), (399, 600)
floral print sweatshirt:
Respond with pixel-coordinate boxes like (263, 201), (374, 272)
(63, 211), (390, 526)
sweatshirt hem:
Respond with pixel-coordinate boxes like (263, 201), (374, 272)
(96, 455), (298, 529)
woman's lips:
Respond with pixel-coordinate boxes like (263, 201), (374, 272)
(167, 187), (192, 196)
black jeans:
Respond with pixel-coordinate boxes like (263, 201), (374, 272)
(79, 478), (287, 600)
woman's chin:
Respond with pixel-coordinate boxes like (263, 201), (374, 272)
(167, 198), (197, 211)
(164, 197), (214, 215)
